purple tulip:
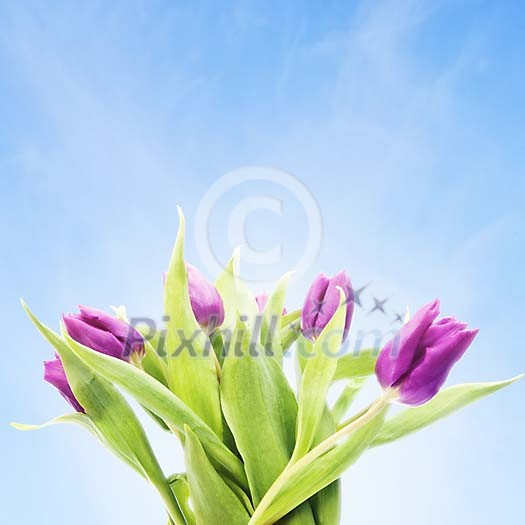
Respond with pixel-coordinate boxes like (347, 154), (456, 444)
(165, 264), (225, 331)
(63, 306), (144, 359)
(186, 264), (225, 331)
(301, 271), (354, 342)
(45, 306), (144, 412)
(44, 358), (84, 413)
(375, 299), (479, 405)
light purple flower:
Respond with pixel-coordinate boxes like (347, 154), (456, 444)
(375, 299), (479, 405)
(256, 292), (268, 313)
(255, 292), (287, 315)
(301, 271), (354, 342)
(44, 358), (84, 413)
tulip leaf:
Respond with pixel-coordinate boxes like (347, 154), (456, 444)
(11, 413), (91, 432)
(11, 413), (145, 476)
(184, 426), (251, 525)
(332, 348), (378, 381)
(164, 208), (223, 438)
(280, 309), (301, 353)
(168, 474), (196, 525)
(308, 408), (341, 525)
(331, 377), (368, 423)
(293, 289), (346, 461)
(21, 302), (186, 525)
(60, 324), (248, 491)
(282, 309), (301, 327)
(221, 320), (316, 524)
(260, 272), (292, 363)
(215, 247), (259, 335)
(109, 307), (169, 385)
(250, 407), (387, 525)
(372, 376), (523, 446)
(142, 338), (169, 386)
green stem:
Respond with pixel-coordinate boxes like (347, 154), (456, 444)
(335, 402), (371, 431)
(249, 391), (395, 525)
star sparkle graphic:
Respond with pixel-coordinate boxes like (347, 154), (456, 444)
(367, 296), (389, 316)
(351, 282), (370, 309)
(392, 311), (404, 324)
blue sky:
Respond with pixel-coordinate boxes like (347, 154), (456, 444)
(1, 1), (524, 523)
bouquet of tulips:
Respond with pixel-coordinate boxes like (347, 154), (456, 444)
(15, 209), (520, 525)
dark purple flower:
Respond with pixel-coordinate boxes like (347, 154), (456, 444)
(186, 264), (225, 331)
(44, 358), (84, 413)
(63, 306), (144, 359)
(375, 299), (479, 405)
(165, 264), (225, 331)
(45, 306), (144, 411)
(301, 271), (354, 342)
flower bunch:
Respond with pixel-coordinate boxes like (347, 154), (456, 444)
(15, 209), (520, 525)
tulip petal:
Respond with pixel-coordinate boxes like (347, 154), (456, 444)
(420, 317), (466, 348)
(375, 299), (440, 388)
(330, 271), (354, 341)
(311, 278), (340, 340)
(43, 359), (84, 412)
(301, 273), (330, 338)
(301, 271), (353, 341)
(77, 305), (144, 354)
(187, 263), (225, 330)
(63, 315), (124, 358)
(399, 328), (479, 405)
(256, 292), (268, 313)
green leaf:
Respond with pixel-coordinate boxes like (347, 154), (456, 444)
(60, 323), (248, 491)
(251, 407), (387, 525)
(281, 309), (301, 327)
(332, 348), (378, 382)
(142, 338), (169, 386)
(136, 324), (166, 357)
(215, 248), (259, 335)
(260, 272), (292, 364)
(12, 413), (144, 477)
(372, 376), (523, 446)
(21, 302), (185, 525)
(220, 320), (296, 502)
(164, 208), (223, 438)
(308, 408), (341, 525)
(168, 474), (196, 525)
(184, 426), (251, 525)
(140, 340), (172, 431)
(293, 289), (346, 461)
(280, 310), (301, 353)
(111, 307), (169, 386)
(331, 377), (368, 423)
(221, 320), (316, 525)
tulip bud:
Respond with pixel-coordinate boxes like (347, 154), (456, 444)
(255, 292), (287, 315)
(44, 358), (84, 412)
(46, 307), (144, 411)
(375, 299), (478, 405)
(301, 271), (354, 342)
(256, 292), (268, 313)
(186, 264), (225, 331)
(63, 306), (144, 360)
